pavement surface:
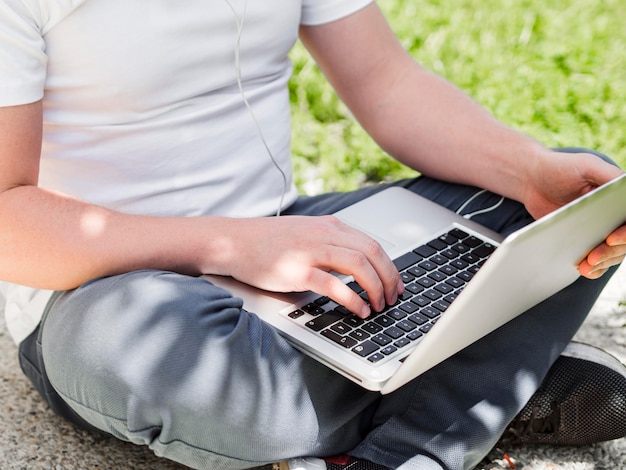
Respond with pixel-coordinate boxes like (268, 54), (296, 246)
(1, 263), (624, 470)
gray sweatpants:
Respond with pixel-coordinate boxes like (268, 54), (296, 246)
(37, 149), (618, 470)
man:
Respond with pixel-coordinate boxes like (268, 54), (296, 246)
(1, 1), (625, 469)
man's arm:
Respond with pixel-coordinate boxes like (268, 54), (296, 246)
(0, 102), (401, 316)
(300, 3), (625, 276)
(299, 3), (543, 202)
(0, 101), (222, 289)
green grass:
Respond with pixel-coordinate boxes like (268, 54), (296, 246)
(289, 0), (626, 194)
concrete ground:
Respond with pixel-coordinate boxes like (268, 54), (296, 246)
(1, 263), (625, 470)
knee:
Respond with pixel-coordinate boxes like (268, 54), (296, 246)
(40, 271), (248, 418)
(40, 270), (308, 423)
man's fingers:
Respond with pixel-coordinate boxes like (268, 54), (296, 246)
(587, 240), (626, 264)
(327, 218), (403, 308)
(579, 246), (625, 279)
(306, 269), (371, 318)
(313, 244), (389, 314)
(607, 224), (626, 246)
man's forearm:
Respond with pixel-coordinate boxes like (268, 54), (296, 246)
(0, 185), (407, 317)
(0, 185), (225, 290)
(360, 63), (549, 202)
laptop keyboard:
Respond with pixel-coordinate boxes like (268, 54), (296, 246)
(286, 228), (496, 364)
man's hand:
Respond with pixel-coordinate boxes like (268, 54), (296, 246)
(580, 225), (626, 279)
(220, 215), (404, 318)
(522, 150), (626, 279)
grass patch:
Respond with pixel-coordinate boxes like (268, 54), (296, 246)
(289, 0), (626, 193)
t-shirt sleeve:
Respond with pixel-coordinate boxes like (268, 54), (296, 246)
(301, 0), (374, 26)
(0, 0), (47, 106)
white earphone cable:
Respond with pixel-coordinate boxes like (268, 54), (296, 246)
(455, 188), (505, 220)
(223, 0), (288, 216)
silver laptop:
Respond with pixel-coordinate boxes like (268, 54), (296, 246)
(206, 173), (626, 394)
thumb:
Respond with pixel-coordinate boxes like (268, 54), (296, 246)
(580, 155), (624, 188)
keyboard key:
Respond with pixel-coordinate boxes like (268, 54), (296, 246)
(321, 329), (358, 348)
(349, 329), (369, 341)
(407, 266), (427, 278)
(473, 243), (496, 258)
(427, 238), (448, 251)
(434, 283), (453, 294)
(362, 322), (383, 334)
(420, 306), (440, 319)
(368, 353), (385, 363)
(302, 303), (325, 316)
(432, 300), (450, 312)
(418, 260), (438, 271)
(450, 259), (469, 270)
(468, 264), (482, 274)
(438, 233), (458, 245)
(314, 296), (331, 306)
(384, 326), (404, 339)
(408, 312), (429, 325)
(405, 282), (425, 295)
(372, 333), (393, 346)
(334, 305), (352, 316)
(417, 277), (436, 288)
(472, 243), (496, 258)
(330, 322), (352, 335)
(439, 264), (458, 276)
(343, 316), (364, 327)
(394, 337), (411, 349)
(352, 340), (379, 357)
(394, 251), (422, 271)
(398, 291), (414, 301)
(445, 277), (465, 288)
(452, 243), (470, 254)
(423, 289), (442, 301)
(397, 320), (417, 332)
(374, 315), (395, 327)
(464, 236), (483, 248)
(407, 330), (423, 341)
(305, 312), (343, 331)
(414, 244), (437, 258)
(347, 281), (364, 294)
(430, 254), (448, 265)
(387, 308), (407, 321)
(399, 302), (419, 314)
(381, 345), (398, 356)
(441, 249), (458, 259)
(449, 228), (469, 240)
(288, 309), (305, 319)
(411, 295), (430, 307)
(427, 271), (446, 282)
(419, 323), (434, 334)
(461, 253), (480, 264)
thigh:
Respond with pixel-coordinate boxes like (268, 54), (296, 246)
(40, 270), (379, 469)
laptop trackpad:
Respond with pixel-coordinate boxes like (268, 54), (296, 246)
(343, 223), (396, 252)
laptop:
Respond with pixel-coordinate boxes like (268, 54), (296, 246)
(205, 173), (626, 394)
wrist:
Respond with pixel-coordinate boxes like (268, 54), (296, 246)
(167, 216), (240, 277)
(513, 144), (554, 205)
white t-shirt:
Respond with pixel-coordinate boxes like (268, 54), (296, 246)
(0, 0), (373, 344)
